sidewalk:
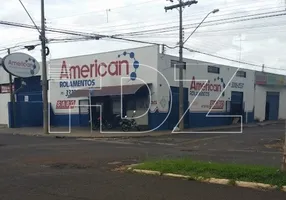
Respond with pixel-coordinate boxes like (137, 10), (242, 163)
(0, 121), (283, 139)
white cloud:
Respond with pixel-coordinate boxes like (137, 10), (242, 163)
(0, 0), (286, 75)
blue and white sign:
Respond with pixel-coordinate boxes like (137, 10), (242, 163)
(2, 53), (40, 78)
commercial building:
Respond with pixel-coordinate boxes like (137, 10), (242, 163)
(0, 45), (285, 130)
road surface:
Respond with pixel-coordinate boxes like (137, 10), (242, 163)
(0, 124), (285, 199)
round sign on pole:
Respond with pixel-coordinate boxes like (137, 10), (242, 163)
(2, 53), (40, 78)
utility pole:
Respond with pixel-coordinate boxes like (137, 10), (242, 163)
(7, 48), (16, 128)
(161, 44), (166, 54)
(106, 9), (111, 23)
(282, 120), (286, 171)
(41, 0), (49, 134)
(164, 0), (198, 131)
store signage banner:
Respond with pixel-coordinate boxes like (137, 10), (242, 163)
(2, 53), (40, 78)
(255, 71), (286, 86)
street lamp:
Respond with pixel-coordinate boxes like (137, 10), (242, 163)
(183, 9), (219, 45)
(178, 8), (219, 131)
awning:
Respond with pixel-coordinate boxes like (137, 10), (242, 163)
(68, 83), (150, 98)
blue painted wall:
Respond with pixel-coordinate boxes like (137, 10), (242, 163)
(189, 112), (232, 128)
(9, 102), (43, 127)
(148, 112), (169, 130)
(266, 92), (279, 121)
(49, 104), (89, 127)
(244, 110), (255, 123)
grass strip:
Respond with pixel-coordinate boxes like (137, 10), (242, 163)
(134, 158), (286, 187)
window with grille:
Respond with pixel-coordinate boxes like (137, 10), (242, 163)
(236, 70), (246, 78)
(171, 60), (186, 70)
(208, 65), (220, 74)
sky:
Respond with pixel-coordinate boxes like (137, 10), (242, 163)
(1, 0), (286, 76)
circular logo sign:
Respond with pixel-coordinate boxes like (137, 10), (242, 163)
(2, 53), (40, 78)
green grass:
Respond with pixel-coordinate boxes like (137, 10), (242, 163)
(134, 158), (286, 187)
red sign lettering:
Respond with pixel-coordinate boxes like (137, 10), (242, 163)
(190, 76), (222, 92)
(56, 100), (76, 109)
(60, 59), (130, 79)
(210, 100), (224, 109)
(0, 84), (14, 93)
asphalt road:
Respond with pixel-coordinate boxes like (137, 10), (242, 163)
(0, 124), (286, 199)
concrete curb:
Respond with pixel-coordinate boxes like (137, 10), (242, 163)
(132, 169), (162, 176)
(163, 173), (190, 179)
(235, 181), (277, 190)
(0, 120), (282, 139)
(129, 168), (286, 192)
(3, 131), (174, 139)
(202, 178), (230, 185)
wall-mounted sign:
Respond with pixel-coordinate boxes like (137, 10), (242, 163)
(56, 100), (76, 109)
(189, 76), (226, 97)
(210, 100), (224, 109)
(200, 100), (225, 110)
(0, 84), (14, 93)
(231, 82), (244, 89)
(2, 53), (40, 78)
(255, 71), (286, 86)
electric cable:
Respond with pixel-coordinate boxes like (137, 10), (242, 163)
(182, 46), (286, 72)
(49, 0), (281, 27)
(115, 10), (286, 37)
(56, 5), (284, 35)
(17, 0), (41, 35)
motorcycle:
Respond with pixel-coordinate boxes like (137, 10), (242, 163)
(121, 110), (140, 132)
(91, 116), (112, 130)
(113, 114), (124, 128)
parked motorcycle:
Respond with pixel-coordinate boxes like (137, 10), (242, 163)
(121, 110), (140, 132)
(91, 116), (112, 130)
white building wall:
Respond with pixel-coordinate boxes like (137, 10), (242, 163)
(254, 85), (286, 121)
(158, 54), (255, 113)
(0, 93), (10, 126)
(0, 67), (11, 84)
(48, 45), (160, 125)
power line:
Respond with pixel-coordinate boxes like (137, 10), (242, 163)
(0, 20), (162, 47)
(4, 4), (284, 44)
(155, 20), (286, 36)
(0, 37), (91, 53)
(17, 0), (41, 35)
(2, 35), (285, 74)
(184, 47), (286, 73)
(183, 46), (261, 67)
(182, 46), (286, 73)
(115, 10), (286, 37)
(49, 0), (281, 28)
(94, 6), (285, 34)
(112, 19), (286, 39)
